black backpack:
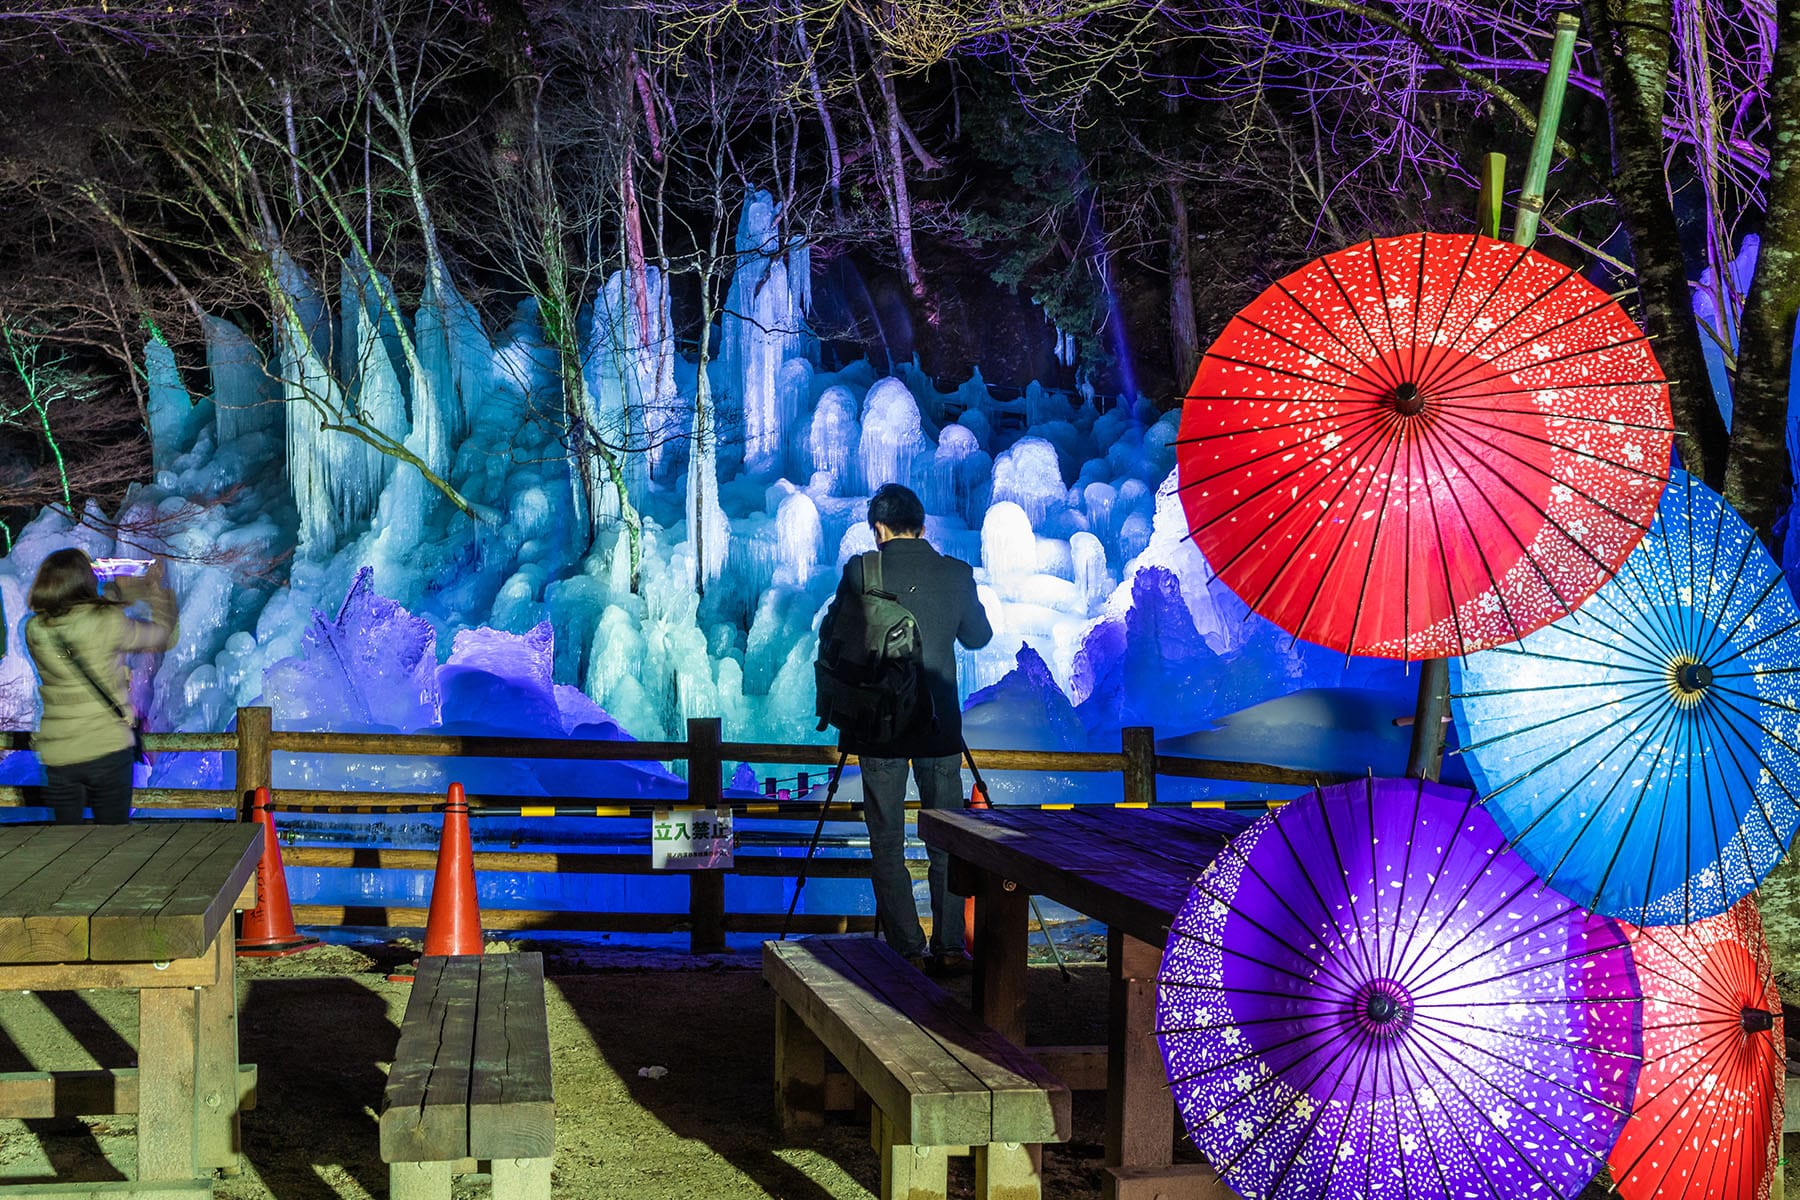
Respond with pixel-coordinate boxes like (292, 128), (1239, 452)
(815, 550), (931, 745)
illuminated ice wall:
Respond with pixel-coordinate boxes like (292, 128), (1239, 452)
(0, 191), (1409, 804)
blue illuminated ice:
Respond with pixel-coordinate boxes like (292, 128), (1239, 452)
(0, 185), (1414, 806)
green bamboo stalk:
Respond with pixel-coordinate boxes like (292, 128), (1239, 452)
(1512, 13), (1583, 249)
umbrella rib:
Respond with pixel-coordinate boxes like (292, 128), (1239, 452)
(1411, 1015), (1637, 1120)
(1314, 777), (1387, 984)
(1690, 695), (1795, 884)
(1376, 778), (1425, 985)
(1568, 700), (1690, 917)
(1611, 538), (1695, 668)
(1409, 234), (1484, 420)
(1269, 794), (1385, 984)
(1336, 407), (1411, 661)
(1396, 867), (1581, 996)
(1425, 289), (1643, 397)
(1314, 252), (1405, 394)
(1227, 413), (1407, 646)
(1459, 632), (1674, 678)
(1617, 1020), (1773, 1198)
(1225, 313), (1372, 381)
(1202, 352), (1392, 400)
(1413, 417), (1651, 603)
(1384, 792), (1482, 989)
(1455, 677), (1672, 760)
(1383, 1022), (1521, 1198)
(1430, 375), (1672, 405)
(1365, 234), (1407, 379)
(1394, 1015), (1622, 1184)
(1413, 417), (1532, 645)
(1705, 606), (1800, 672)
(1696, 568), (1787, 672)
(1418, 241), (1549, 383)
(1269, 276), (1390, 375)
(1435, 403), (1673, 487)
(1174, 404), (1394, 493)
(1410, 927), (1637, 1009)
(1689, 500), (1756, 668)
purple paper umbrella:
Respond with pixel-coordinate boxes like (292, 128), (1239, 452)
(1158, 777), (1643, 1200)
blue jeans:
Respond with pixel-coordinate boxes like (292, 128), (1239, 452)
(860, 754), (964, 958)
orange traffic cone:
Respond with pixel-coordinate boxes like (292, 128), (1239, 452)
(962, 781), (990, 954)
(422, 782), (484, 958)
(238, 787), (321, 958)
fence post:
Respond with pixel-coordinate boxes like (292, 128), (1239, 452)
(686, 717), (727, 954)
(1121, 726), (1156, 807)
(236, 706), (272, 821)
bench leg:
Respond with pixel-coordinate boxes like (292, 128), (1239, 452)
(196, 935), (241, 1174)
(389, 1161), (453, 1200)
(975, 1142), (1043, 1200)
(875, 1114), (948, 1200)
(491, 1156), (552, 1199)
(137, 984), (200, 1183)
(774, 998), (828, 1138)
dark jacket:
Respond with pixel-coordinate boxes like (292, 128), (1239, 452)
(820, 536), (993, 759)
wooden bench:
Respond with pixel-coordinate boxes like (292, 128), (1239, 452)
(380, 953), (555, 1199)
(764, 937), (1071, 1200)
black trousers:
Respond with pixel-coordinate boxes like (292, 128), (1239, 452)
(44, 747), (136, 825)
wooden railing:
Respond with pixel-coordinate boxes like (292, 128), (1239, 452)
(0, 708), (1347, 952)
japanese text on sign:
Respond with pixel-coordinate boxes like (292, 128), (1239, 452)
(652, 806), (735, 870)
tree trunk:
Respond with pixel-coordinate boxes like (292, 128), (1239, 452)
(1582, 0), (1730, 489)
(1167, 182), (1200, 388)
(1723, 0), (1800, 546)
(874, 65), (925, 298)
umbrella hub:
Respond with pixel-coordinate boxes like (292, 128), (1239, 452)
(1669, 655), (1714, 703)
(1352, 979), (1414, 1036)
(1387, 381), (1428, 417)
(1741, 1005), (1775, 1033)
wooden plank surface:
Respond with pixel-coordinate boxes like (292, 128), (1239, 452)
(764, 939), (992, 1146)
(91, 824), (260, 961)
(829, 938), (1069, 1145)
(918, 809), (1250, 944)
(0, 1063), (256, 1120)
(467, 952), (555, 1161)
(381, 955), (480, 1163)
(0, 823), (261, 965)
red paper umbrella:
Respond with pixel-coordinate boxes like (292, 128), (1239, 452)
(1610, 899), (1784, 1200)
(1178, 231), (1674, 658)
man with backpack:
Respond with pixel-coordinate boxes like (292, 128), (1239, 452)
(816, 484), (993, 974)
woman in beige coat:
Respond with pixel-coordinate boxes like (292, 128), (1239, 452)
(25, 549), (178, 824)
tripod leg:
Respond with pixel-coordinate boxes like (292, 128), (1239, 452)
(781, 751), (849, 940)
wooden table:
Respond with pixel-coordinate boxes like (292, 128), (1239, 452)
(919, 806), (1251, 1200)
(0, 822), (262, 1198)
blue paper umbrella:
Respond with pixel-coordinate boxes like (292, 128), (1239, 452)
(1451, 469), (1800, 925)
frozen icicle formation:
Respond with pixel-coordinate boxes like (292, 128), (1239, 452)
(277, 265), (356, 555)
(440, 621), (560, 735)
(588, 265), (681, 483)
(991, 437), (1069, 527)
(858, 377), (924, 491)
(411, 273), (488, 480)
(261, 567), (441, 732)
(921, 424), (990, 523)
(804, 385), (860, 492)
(339, 259), (410, 501)
(773, 491), (823, 585)
(687, 381), (730, 589)
(204, 316), (280, 449)
(1071, 531), (1111, 613)
(146, 338), (210, 471)
(722, 189), (813, 475)
(981, 501), (1038, 583)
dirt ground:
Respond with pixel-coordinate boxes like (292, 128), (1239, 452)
(0, 934), (1139, 1199)
(0, 938), (1792, 1199)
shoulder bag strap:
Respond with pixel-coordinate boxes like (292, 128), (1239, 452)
(861, 549), (885, 597)
(35, 616), (131, 729)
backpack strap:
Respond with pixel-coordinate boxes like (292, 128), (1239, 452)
(860, 549), (887, 598)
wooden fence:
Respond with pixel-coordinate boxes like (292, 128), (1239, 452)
(0, 707), (1345, 953)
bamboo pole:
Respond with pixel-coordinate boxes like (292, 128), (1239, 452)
(1408, 14), (1581, 782)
